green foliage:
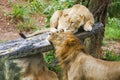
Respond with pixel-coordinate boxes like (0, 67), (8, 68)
(102, 50), (120, 61)
(23, 0), (35, 2)
(43, 0), (75, 15)
(9, 1), (43, 31)
(102, 39), (107, 46)
(44, 51), (61, 73)
(16, 19), (39, 31)
(43, 0), (75, 28)
(104, 17), (120, 40)
(10, 3), (31, 21)
(45, 15), (51, 28)
(28, 0), (47, 14)
(9, 0), (78, 30)
(109, 0), (120, 18)
(104, 17), (120, 61)
(38, 0), (75, 28)
(10, 0), (47, 21)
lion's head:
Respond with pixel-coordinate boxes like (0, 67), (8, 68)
(48, 32), (84, 66)
(58, 11), (84, 33)
(48, 32), (85, 80)
(48, 32), (84, 52)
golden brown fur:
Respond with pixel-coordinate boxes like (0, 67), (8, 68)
(20, 4), (94, 38)
(14, 54), (58, 80)
(48, 32), (120, 80)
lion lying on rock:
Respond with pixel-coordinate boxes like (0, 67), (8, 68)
(48, 32), (120, 80)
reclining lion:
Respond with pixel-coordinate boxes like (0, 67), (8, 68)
(20, 4), (94, 38)
(48, 32), (120, 80)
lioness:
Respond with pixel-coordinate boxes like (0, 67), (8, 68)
(48, 32), (120, 80)
(14, 54), (58, 80)
(20, 4), (94, 38)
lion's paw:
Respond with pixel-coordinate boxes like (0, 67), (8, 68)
(50, 28), (58, 32)
(84, 24), (92, 31)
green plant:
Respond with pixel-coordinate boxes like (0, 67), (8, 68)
(104, 17), (120, 40)
(43, 0), (75, 15)
(102, 50), (120, 61)
(102, 39), (107, 46)
(109, 0), (120, 18)
(23, 0), (34, 2)
(44, 51), (61, 73)
(28, 0), (47, 14)
(16, 19), (39, 32)
(9, 0), (82, 31)
(43, 0), (75, 28)
(10, 3), (31, 22)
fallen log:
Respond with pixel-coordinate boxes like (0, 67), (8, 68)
(0, 23), (103, 59)
(0, 32), (52, 59)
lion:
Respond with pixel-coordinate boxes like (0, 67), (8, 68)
(20, 4), (94, 38)
(57, 4), (94, 32)
(13, 54), (58, 80)
(48, 32), (120, 80)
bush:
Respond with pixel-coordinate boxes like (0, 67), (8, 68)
(109, 0), (120, 18)
(102, 50), (120, 61)
(104, 17), (120, 40)
(44, 51), (61, 73)
(10, 3), (31, 22)
(16, 19), (39, 32)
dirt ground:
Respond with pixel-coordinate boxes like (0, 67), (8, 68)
(0, 0), (45, 41)
(0, 0), (19, 41)
(0, 0), (120, 54)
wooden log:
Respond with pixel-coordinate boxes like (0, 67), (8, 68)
(0, 32), (52, 59)
(0, 23), (103, 59)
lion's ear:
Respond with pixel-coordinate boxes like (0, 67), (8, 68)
(65, 38), (77, 47)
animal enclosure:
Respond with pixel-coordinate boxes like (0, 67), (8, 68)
(0, 0), (110, 79)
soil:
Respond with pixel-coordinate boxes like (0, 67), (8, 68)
(0, 0), (120, 54)
(0, 0), (19, 41)
(0, 0), (45, 41)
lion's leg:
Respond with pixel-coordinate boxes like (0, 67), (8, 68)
(50, 10), (62, 28)
(61, 70), (68, 80)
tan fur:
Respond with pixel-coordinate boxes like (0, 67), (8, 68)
(14, 54), (58, 80)
(57, 4), (94, 32)
(22, 4), (94, 38)
(48, 32), (120, 80)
